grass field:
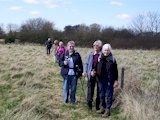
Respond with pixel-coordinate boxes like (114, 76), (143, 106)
(0, 44), (160, 120)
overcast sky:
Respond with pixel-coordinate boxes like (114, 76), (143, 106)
(1, 0), (160, 31)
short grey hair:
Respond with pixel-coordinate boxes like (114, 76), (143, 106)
(67, 41), (75, 46)
(102, 43), (112, 53)
(93, 40), (103, 47)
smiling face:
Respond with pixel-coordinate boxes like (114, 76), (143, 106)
(103, 48), (111, 56)
(93, 40), (102, 53)
(93, 44), (101, 52)
(67, 41), (75, 53)
(102, 44), (112, 56)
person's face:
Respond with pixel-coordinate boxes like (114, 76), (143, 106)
(48, 38), (51, 41)
(59, 43), (62, 46)
(103, 48), (111, 56)
(67, 43), (75, 53)
(93, 44), (101, 52)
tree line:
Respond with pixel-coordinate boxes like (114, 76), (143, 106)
(0, 12), (160, 49)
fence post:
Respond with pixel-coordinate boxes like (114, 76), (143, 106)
(121, 67), (125, 89)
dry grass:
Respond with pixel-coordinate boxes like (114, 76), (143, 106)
(0, 44), (160, 120)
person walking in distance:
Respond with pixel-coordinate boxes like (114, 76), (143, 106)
(56, 41), (66, 62)
(53, 40), (59, 63)
(45, 37), (52, 55)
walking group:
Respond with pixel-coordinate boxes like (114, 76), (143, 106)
(45, 38), (119, 117)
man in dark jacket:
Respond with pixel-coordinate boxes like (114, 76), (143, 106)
(59, 41), (83, 104)
(45, 37), (52, 55)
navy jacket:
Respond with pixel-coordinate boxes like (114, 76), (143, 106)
(45, 40), (52, 48)
(59, 50), (83, 79)
(96, 53), (118, 85)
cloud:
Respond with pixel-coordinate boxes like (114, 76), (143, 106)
(30, 10), (41, 15)
(1, 0), (13, 1)
(117, 14), (131, 19)
(10, 6), (22, 10)
(42, 0), (59, 8)
(23, 0), (39, 4)
(110, 1), (125, 6)
(46, 4), (59, 8)
(58, 0), (72, 4)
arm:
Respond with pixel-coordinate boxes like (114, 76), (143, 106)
(113, 60), (119, 88)
(58, 53), (65, 67)
(113, 60), (118, 81)
(83, 53), (90, 73)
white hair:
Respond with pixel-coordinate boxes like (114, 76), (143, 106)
(102, 43), (112, 53)
(59, 41), (64, 46)
(93, 40), (103, 47)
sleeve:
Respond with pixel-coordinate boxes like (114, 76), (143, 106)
(78, 53), (83, 76)
(83, 53), (90, 73)
(58, 53), (65, 67)
(113, 60), (118, 81)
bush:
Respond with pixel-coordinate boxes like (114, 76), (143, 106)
(5, 37), (15, 43)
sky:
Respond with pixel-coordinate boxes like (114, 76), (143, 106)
(0, 0), (160, 31)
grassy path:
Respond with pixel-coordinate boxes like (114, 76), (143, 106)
(1, 44), (159, 120)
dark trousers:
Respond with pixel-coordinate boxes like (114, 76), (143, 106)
(99, 80), (114, 110)
(46, 47), (51, 55)
(87, 76), (100, 110)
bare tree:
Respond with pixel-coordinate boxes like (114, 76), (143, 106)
(7, 23), (19, 33)
(130, 14), (147, 35)
(0, 24), (6, 38)
(19, 18), (55, 43)
(147, 12), (160, 35)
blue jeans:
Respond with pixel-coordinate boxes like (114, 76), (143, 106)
(99, 81), (114, 110)
(63, 75), (78, 104)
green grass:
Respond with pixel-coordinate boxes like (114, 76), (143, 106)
(0, 44), (159, 120)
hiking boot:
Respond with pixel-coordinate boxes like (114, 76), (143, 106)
(96, 107), (105, 114)
(102, 110), (110, 117)
(87, 101), (92, 111)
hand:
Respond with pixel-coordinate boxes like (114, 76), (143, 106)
(64, 60), (68, 65)
(113, 80), (119, 88)
(82, 72), (87, 77)
(91, 70), (96, 77)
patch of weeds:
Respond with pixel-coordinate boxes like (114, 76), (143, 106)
(51, 72), (60, 77)
(71, 112), (83, 120)
(7, 94), (25, 110)
(11, 73), (24, 79)
(0, 84), (12, 97)
(111, 116), (128, 120)
(25, 71), (34, 76)
(0, 94), (25, 117)
(1, 73), (11, 81)
(143, 72), (157, 81)
(34, 105), (61, 119)
(60, 104), (77, 112)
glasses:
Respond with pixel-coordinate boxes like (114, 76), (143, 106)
(93, 44), (99, 47)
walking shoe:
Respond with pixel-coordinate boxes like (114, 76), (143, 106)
(88, 106), (92, 111)
(87, 101), (92, 111)
(102, 110), (110, 117)
(96, 107), (105, 114)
